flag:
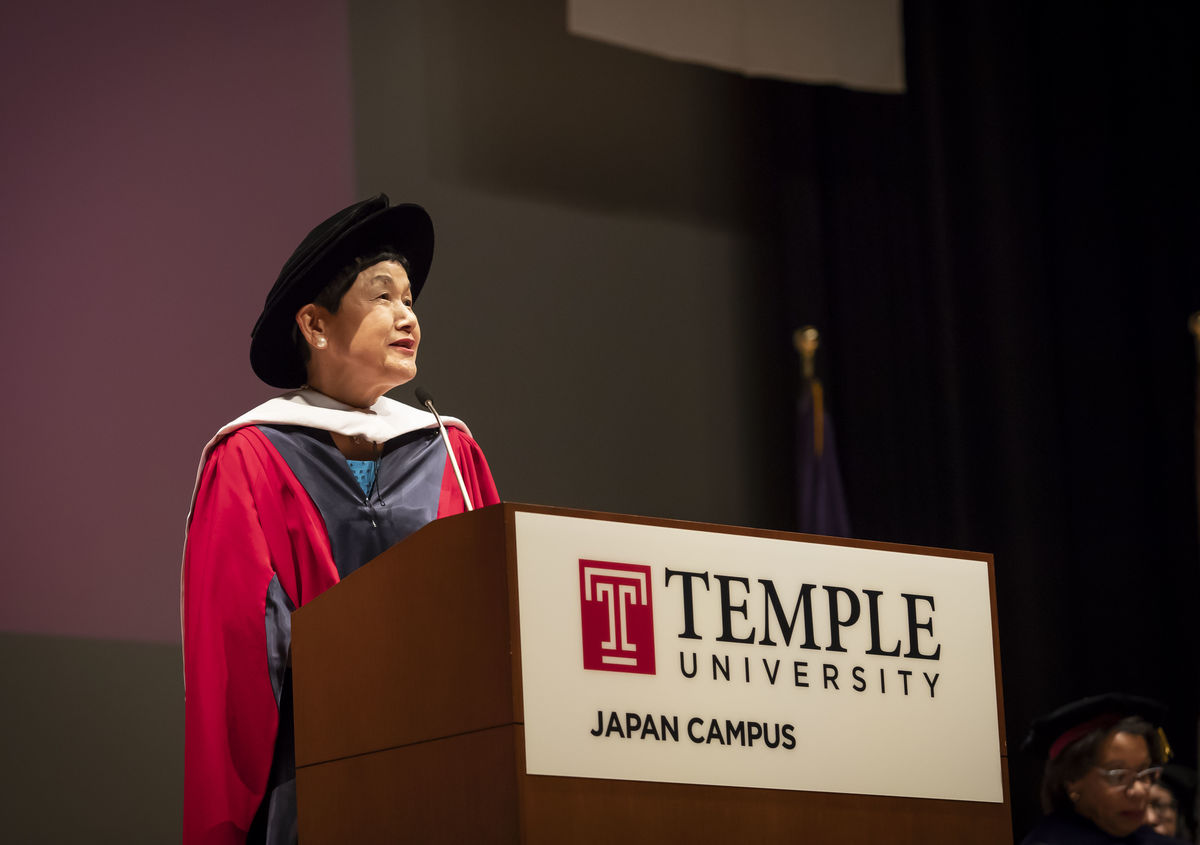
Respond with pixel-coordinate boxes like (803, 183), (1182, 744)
(795, 327), (851, 537)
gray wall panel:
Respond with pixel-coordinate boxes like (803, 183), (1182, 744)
(354, 0), (790, 530)
(0, 633), (183, 841)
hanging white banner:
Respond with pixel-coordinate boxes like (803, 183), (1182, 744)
(567, 0), (906, 94)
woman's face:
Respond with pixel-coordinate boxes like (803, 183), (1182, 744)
(1145, 782), (1179, 836)
(1068, 731), (1154, 838)
(301, 260), (420, 405)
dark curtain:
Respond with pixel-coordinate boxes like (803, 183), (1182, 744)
(753, 1), (1200, 837)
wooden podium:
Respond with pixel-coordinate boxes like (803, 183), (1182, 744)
(291, 503), (1011, 843)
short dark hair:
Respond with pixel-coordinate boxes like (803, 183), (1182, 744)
(1040, 716), (1164, 813)
(292, 250), (410, 371)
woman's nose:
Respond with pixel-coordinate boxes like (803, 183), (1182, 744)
(393, 303), (415, 325)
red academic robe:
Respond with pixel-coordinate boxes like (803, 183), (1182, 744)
(182, 423), (498, 843)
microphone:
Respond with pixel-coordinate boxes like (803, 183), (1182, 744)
(415, 387), (474, 512)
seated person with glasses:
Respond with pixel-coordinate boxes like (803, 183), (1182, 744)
(1145, 767), (1194, 841)
(1021, 693), (1175, 844)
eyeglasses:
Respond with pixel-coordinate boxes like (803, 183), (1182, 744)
(1148, 799), (1178, 814)
(1094, 766), (1163, 789)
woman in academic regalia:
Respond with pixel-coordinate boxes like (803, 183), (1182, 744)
(1021, 693), (1177, 844)
(180, 195), (500, 844)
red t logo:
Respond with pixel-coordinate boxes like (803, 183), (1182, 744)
(579, 560), (656, 675)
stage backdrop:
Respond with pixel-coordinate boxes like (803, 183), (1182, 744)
(2, 1), (1196, 841)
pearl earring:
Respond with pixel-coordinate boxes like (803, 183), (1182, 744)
(316, 338), (326, 348)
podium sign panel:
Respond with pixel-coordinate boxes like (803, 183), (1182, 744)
(293, 504), (1011, 843)
(515, 511), (1003, 803)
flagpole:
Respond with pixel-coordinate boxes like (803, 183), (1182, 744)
(1192, 310), (1200, 845)
(794, 325), (819, 382)
(793, 326), (822, 456)
(1191, 311), (1200, 548)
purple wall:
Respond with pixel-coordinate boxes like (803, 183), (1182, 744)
(0, 0), (353, 642)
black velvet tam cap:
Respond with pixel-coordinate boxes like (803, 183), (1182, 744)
(1021, 693), (1167, 761)
(250, 194), (434, 388)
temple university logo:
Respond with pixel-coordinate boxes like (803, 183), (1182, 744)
(578, 559), (656, 675)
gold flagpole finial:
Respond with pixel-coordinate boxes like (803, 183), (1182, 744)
(793, 326), (819, 380)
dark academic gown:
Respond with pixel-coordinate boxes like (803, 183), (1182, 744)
(181, 393), (499, 844)
(1022, 811), (1178, 845)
